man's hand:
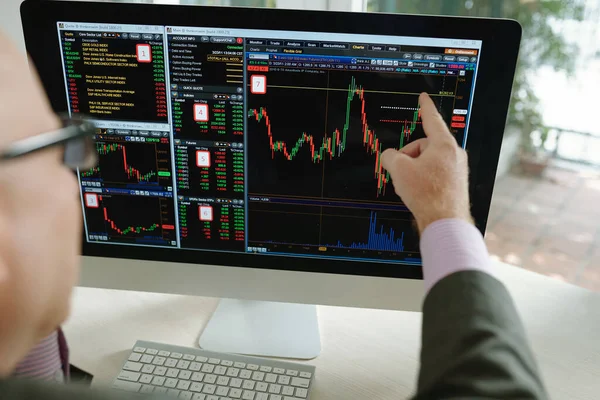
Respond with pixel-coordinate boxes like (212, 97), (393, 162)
(381, 92), (471, 234)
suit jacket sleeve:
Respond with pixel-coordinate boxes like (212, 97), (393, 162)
(412, 270), (549, 399)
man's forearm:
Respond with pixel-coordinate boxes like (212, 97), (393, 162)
(413, 220), (548, 399)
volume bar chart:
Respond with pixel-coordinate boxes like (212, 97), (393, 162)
(327, 212), (405, 252)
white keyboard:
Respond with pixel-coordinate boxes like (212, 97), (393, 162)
(112, 340), (316, 400)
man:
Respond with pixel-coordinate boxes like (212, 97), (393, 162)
(0, 31), (548, 399)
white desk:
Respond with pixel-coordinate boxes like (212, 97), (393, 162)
(64, 264), (600, 399)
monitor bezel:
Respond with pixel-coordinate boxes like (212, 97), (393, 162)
(21, 0), (521, 280)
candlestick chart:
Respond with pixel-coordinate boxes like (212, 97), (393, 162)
(247, 69), (457, 203)
(80, 137), (173, 188)
(246, 68), (457, 257)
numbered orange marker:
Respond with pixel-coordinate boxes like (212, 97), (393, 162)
(194, 103), (209, 122)
(199, 206), (213, 222)
(196, 150), (211, 168)
(251, 75), (266, 94)
(136, 44), (152, 63)
(84, 193), (99, 208)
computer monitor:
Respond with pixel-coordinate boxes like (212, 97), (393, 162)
(21, 0), (521, 359)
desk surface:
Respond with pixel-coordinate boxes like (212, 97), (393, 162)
(64, 264), (600, 400)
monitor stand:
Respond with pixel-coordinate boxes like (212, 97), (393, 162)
(198, 299), (321, 360)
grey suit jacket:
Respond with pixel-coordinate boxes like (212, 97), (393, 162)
(0, 271), (548, 399)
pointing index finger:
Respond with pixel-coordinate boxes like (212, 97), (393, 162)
(419, 92), (453, 143)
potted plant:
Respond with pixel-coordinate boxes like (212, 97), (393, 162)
(518, 124), (551, 177)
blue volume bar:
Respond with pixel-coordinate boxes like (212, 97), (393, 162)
(329, 212), (405, 252)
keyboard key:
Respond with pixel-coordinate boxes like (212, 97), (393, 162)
(234, 362), (246, 369)
(243, 380), (255, 390)
(128, 353), (142, 362)
(159, 350), (171, 357)
(146, 349), (159, 355)
(202, 384), (216, 394)
(285, 370), (298, 377)
(227, 367), (240, 377)
(142, 365), (155, 374)
(191, 372), (205, 382)
(265, 374), (277, 384)
(184, 354), (196, 361)
(172, 352), (183, 359)
(290, 378), (310, 388)
(190, 362), (203, 371)
(255, 382), (268, 392)
(221, 360), (234, 367)
(152, 356), (166, 366)
(151, 376), (166, 386)
(269, 396), (282, 400)
(190, 382), (204, 392)
(208, 358), (221, 365)
(240, 370), (252, 379)
(167, 389), (180, 397)
(179, 370), (192, 380)
(123, 361), (143, 372)
(259, 366), (272, 373)
(268, 384), (281, 394)
(202, 364), (215, 373)
(179, 392), (193, 400)
(295, 388), (308, 398)
(256, 393), (269, 400)
(217, 376), (230, 386)
(154, 367), (167, 376)
(140, 374), (153, 384)
(177, 380), (191, 390)
(230, 378), (243, 388)
(214, 366), (227, 375)
(216, 386), (230, 396)
(141, 355), (154, 364)
(155, 387), (168, 394)
(196, 356), (208, 363)
(167, 368), (180, 378)
(298, 372), (312, 379)
(283, 397), (302, 400)
(140, 385), (154, 394)
(273, 368), (285, 374)
(113, 379), (141, 392)
(117, 370), (141, 382)
(252, 372), (265, 381)
(247, 364), (259, 371)
(203, 374), (217, 384)
(133, 347), (146, 353)
(207, 396), (219, 400)
(281, 386), (294, 396)
(229, 388), (242, 398)
(192, 395), (206, 400)
(165, 378), (179, 388)
(243, 390), (256, 400)
(277, 376), (290, 385)
(177, 360), (191, 369)
(166, 358), (179, 367)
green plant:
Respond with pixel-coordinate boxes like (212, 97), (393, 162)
(368, 0), (585, 153)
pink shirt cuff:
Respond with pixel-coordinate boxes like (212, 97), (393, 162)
(420, 218), (493, 293)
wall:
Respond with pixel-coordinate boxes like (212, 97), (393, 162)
(0, 0), (27, 52)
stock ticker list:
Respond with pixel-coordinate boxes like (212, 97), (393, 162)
(168, 34), (246, 251)
(61, 30), (168, 122)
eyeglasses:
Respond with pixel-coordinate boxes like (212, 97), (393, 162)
(0, 114), (98, 169)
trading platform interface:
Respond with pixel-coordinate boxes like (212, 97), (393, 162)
(59, 22), (482, 265)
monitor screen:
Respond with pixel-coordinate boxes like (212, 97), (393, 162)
(57, 21), (482, 267)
